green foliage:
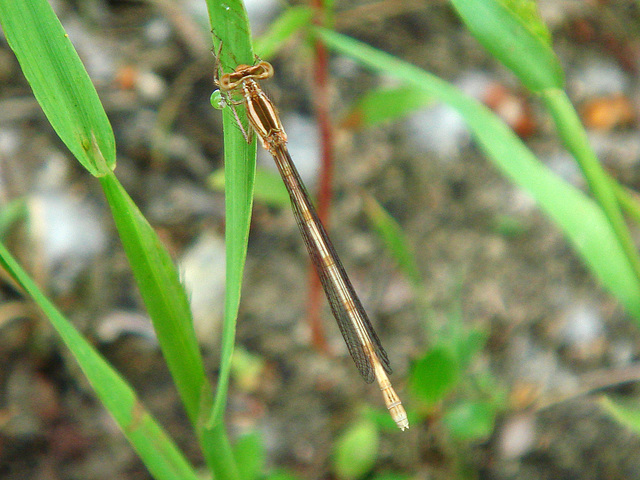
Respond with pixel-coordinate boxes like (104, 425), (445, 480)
(254, 6), (314, 60)
(100, 173), (207, 424)
(333, 419), (380, 480)
(499, 0), (552, 44)
(5, 0), (640, 478)
(317, 28), (640, 321)
(410, 346), (460, 406)
(342, 86), (433, 130)
(362, 194), (422, 287)
(0, 0), (115, 176)
(205, 1), (256, 442)
(449, 0), (563, 92)
(0, 244), (200, 480)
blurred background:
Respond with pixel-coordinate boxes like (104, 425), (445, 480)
(2, 0), (640, 479)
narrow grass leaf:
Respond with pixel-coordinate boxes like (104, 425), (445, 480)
(362, 194), (422, 287)
(0, 243), (199, 480)
(206, 0), (256, 429)
(449, 0), (564, 91)
(333, 419), (379, 480)
(341, 86), (433, 130)
(0, 0), (115, 176)
(99, 172), (208, 426)
(254, 6), (314, 60)
(317, 29), (640, 320)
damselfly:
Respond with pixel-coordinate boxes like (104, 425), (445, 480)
(215, 60), (408, 430)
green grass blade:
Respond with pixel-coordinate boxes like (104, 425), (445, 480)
(254, 6), (314, 60)
(450, 0), (640, 286)
(341, 86), (433, 130)
(99, 172), (208, 426)
(362, 194), (423, 287)
(316, 29), (640, 320)
(541, 89), (640, 282)
(0, 0), (115, 176)
(205, 0), (256, 432)
(0, 243), (199, 480)
(449, 0), (564, 91)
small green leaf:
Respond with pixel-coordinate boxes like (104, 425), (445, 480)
(443, 401), (496, 441)
(409, 346), (459, 405)
(333, 420), (379, 480)
(233, 431), (265, 480)
(0, 0), (116, 176)
(450, 0), (564, 92)
(342, 86), (433, 129)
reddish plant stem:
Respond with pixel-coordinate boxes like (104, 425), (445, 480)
(307, 0), (334, 353)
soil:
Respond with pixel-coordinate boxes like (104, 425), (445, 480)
(2, 1), (640, 479)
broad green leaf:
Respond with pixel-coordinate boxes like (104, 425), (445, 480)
(233, 431), (265, 480)
(333, 419), (379, 480)
(443, 400), (496, 441)
(316, 29), (640, 320)
(362, 194), (422, 287)
(410, 346), (459, 405)
(449, 0), (564, 92)
(0, 243), (199, 480)
(0, 0), (115, 176)
(254, 6), (314, 60)
(342, 86), (433, 130)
